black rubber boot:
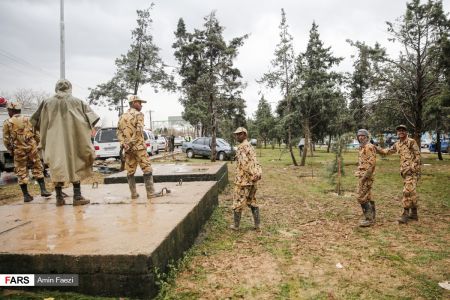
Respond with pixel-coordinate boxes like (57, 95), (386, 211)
(19, 184), (34, 203)
(73, 182), (90, 206)
(370, 200), (376, 221)
(398, 208), (409, 224)
(37, 178), (52, 197)
(55, 185), (65, 206)
(359, 202), (374, 227)
(409, 207), (418, 221)
(251, 206), (261, 231)
(143, 173), (155, 200)
(230, 210), (242, 231)
(127, 175), (139, 199)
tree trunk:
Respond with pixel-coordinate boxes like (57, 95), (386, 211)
(327, 135), (332, 153)
(288, 126), (298, 166)
(309, 139), (314, 157)
(209, 93), (216, 162)
(436, 129), (443, 161)
(300, 119), (310, 166)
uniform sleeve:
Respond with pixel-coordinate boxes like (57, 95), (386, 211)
(2, 121), (12, 153)
(82, 102), (100, 128)
(363, 146), (376, 178)
(411, 139), (421, 172)
(28, 118), (40, 146)
(243, 145), (261, 180)
(117, 116), (125, 145)
(30, 101), (44, 128)
(376, 142), (397, 155)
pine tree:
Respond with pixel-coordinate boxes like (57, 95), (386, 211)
(254, 96), (275, 148)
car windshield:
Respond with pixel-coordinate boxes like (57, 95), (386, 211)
(217, 139), (229, 146)
(98, 129), (118, 143)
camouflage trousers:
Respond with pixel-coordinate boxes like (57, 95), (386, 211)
(402, 174), (418, 209)
(14, 150), (44, 184)
(125, 149), (152, 176)
(356, 177), (374, 204)
(232, 185), (258, 212)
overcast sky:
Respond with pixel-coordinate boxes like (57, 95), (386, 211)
(1, 0), (448, 128)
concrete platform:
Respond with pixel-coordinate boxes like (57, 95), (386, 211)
(104, 162), (229, 191)
(0, 181), (219, 298)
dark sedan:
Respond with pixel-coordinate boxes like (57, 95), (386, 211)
(182, 137), (235, 161)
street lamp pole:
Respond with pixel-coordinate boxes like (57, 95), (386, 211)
(60, 0), (65, 79)
(148, 110), (154, 131)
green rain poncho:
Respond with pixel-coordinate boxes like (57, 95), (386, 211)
(31, 80), (100, 183)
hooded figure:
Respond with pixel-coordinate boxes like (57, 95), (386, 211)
(31, 79), (100, 206)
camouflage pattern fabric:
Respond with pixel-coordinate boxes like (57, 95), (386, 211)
(356, 143), (377, 204)
(232, 185), (258, 212)
(124, 149), (152, 176)
(3, 114), (44, 184)
(234, 139), (262, 186)
(117, 108), (146, 151)
(117, 108), (152, 176)
(377, 138), (421, 209)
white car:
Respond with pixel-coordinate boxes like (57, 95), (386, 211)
(144, 130), (159, 155)
(94, 127), (121, 159)
(156, 136), (167, 151)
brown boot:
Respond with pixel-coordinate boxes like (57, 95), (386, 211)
(409, 207), (418, 221)
(251, 206), (261, 231)
(20, 184), (34, 203)
(72, 183), (90, 206)
(143, 172), (155, 200)
(127, 175), (139, 199)
(398, 208), (409, 224)
(359, 202), (374, 227)
(55, 185), (65, 206)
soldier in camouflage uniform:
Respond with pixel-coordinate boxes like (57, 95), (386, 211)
(2, 101), (51, 202)
(117, 95), (155, 199)
(231, 127), (262, 231)
(355, 129), (377, 227)
(377, 125), (421, 224)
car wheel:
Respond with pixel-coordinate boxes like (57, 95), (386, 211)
(218, 151), (225, 161)
(187, 149), (194, 158)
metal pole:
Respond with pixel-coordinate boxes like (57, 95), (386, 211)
(148, 110), (153, 131)
(60, 0), (65, 79)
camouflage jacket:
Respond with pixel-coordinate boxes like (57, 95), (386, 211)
(377, 137), (421, 175)
(117, 108), (146, 151)
(2, 114), (40, 154)
(357, 142), (377, 179)
(235, 139), (262, 186)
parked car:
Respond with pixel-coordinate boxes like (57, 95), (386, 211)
(174, 136), (185, 148)
(156, 136), (167, 151)
(421, 137), (432, 148)
(144, 130), (158, 155)
(250, 138), (257, 146)
(429, 138), (449, 153)
(182, 137), (235, 161)
(386, 136), (399, 147)
(94, 127), (121, 159)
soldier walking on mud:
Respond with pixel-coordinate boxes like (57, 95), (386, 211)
(230, 127), (262, 231)
(3, 101), (51, 202)
(355, 129), (377, 227)
(377, 125), (421, 224)
(31, 79), (99, 206)
(117, 95), (155, 199)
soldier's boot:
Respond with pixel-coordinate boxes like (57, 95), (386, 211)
(127, 175), (139, 199)
(370, 201), (376, 221)
(409, 207), (418, 221)
(359, 202), (374, 227)
(37, 178), (52, 197)
(398, 208), (409, 224)
(251, 206), (261, 231)
(55, 186), (65, 207)
(143, 173), (155, 200)
(72, 183), (90, 206)
(19, 184), (34, 203)
(229, 210), (242, 231)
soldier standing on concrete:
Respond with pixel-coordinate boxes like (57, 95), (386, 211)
(117, 95), (155, 199)
(231, 127), (262, 231)
(355, 129), (377, 227)
(3, 101), (51, 202)
(31, 79), (99, 206)
(377, 125), (421, 224)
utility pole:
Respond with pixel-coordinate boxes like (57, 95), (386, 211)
(60, 0), (65, 79)
(148, 110), (154, 131)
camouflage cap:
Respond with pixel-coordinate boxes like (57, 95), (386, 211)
(128, 95), (147, 103)
(233, 127), (247, 134)
(6, 101), (22, 110)
(396, 124), (407, 131)
(357, 129), (369, 137)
